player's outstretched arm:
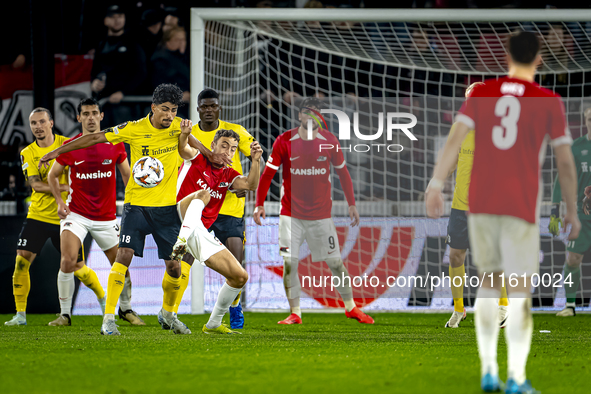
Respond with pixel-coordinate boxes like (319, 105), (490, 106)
(554, 144), (581, 240)
(27, 174), (68, 194)
(39, 132), (108, 169)
(187, 134), (233, 166)
(48, 161), (70, 219)
(426, 122), (470, 218)
(232, 141), (263, 191)
(179, 119), (199, 160)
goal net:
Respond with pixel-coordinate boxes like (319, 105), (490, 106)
(191, 9), (591, 313)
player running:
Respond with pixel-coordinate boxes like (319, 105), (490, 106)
(253, 97), (373, 325)
(169, 121), (262, 334)
(426, 31), (580, 393)
(549, 106), (591, 317)
(46, 98), (143, 326)
(5, 108), (84, 327)
(443, 82), (510, 329)
(39, 84), (229, 336)
(173, 89), (256, 329)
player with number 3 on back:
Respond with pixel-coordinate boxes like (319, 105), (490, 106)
(426, 31), (580, 394)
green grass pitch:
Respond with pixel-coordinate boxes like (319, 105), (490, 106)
(1, 312), (589, 394)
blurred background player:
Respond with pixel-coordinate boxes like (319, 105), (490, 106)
(253, 97), (373, 325)
(170, 123), (262, 334)
(183, 88), (256, 329)
(5, 108), (83, 326)
(46, 98), (143, 326)
(549, 106), (591, 317)
(443, 81), (509, 329)
(39, 84), (226, 336)
(426, 31), (579, 393)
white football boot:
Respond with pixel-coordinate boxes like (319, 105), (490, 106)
(445, 308), (467, 328)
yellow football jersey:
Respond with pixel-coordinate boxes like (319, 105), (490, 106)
(451, 128), (475, 211)
(105, 114), (182, 207)
(21, 134), (69, 225)
(189, 120), (254, 218)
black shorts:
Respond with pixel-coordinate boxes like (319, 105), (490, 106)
(17, 218), (84, 261)
(119, 204), (182, 260)
(446, 208), (470, 250)
(208, 214), (245, 245)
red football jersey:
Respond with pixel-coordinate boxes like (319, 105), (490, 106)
(57, 133), (127, 221)
(176, 152), (243, 228)
(265, 128), (346, 220)
(457, 76), (571, 224)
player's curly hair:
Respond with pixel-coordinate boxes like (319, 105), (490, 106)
(152, 83), (184, 106)
(299, 97), (324, 113)
(213, 129), (240, 144)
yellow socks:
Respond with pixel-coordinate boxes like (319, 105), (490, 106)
(75, 265), (105, 300)
(173, 262), (191, 313)
(231, 290), (242, 307)
(162, 272), (181, 313)
(13, 255), (32, 312)
(106, 262), (127, 315)
(499, 282), (509, 307)
(449, 264), (465, 313)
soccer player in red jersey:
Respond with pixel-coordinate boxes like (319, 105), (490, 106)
(169, 120), (263, 334)
(426, 31), (580, 393)
(47, 98), (144, 326)
(253, 97), (373, 325)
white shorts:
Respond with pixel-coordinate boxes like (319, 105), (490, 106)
(186, 224), (227, 265)
(467, 213), (539, 277)
(176, 202), (227, 265)
(60, 212), (119, 251)
(279, 215), (340, 262)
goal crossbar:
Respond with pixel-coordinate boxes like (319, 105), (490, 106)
(192, 8), (591, 23)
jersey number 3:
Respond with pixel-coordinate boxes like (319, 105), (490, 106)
(492, 96), (521, 150)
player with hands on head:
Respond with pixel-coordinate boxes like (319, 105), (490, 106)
(426, 31), (580, 393)
(550, 106), (591, 317)
(167, 119), (262, 334)
(46, 98), (144, 326)
(254, 97), (370, 326)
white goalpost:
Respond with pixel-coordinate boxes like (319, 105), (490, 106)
(189, 8), (591, 314)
